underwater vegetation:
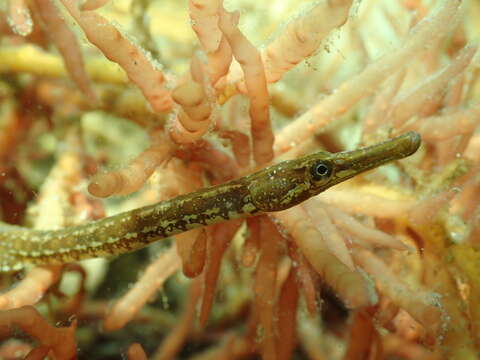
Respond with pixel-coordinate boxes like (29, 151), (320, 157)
(0, 0), (480, 359)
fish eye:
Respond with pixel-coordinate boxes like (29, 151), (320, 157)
(311, 161), (332, 180)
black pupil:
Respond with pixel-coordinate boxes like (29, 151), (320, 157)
(312, 162), (330, 179)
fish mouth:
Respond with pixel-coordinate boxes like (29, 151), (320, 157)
(331, 131), (421, 182)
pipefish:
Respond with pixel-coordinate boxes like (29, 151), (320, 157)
(0, 132), (420, 272)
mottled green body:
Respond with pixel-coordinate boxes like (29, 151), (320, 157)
(0, 132), (420, 272)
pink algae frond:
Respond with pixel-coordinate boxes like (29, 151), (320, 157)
(7, 0), (32, 37)
(80, 0), (111, 11)
(0, 306), (77, 360)
(34, 0), (98, 105)
(127, 343), (148, 360)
